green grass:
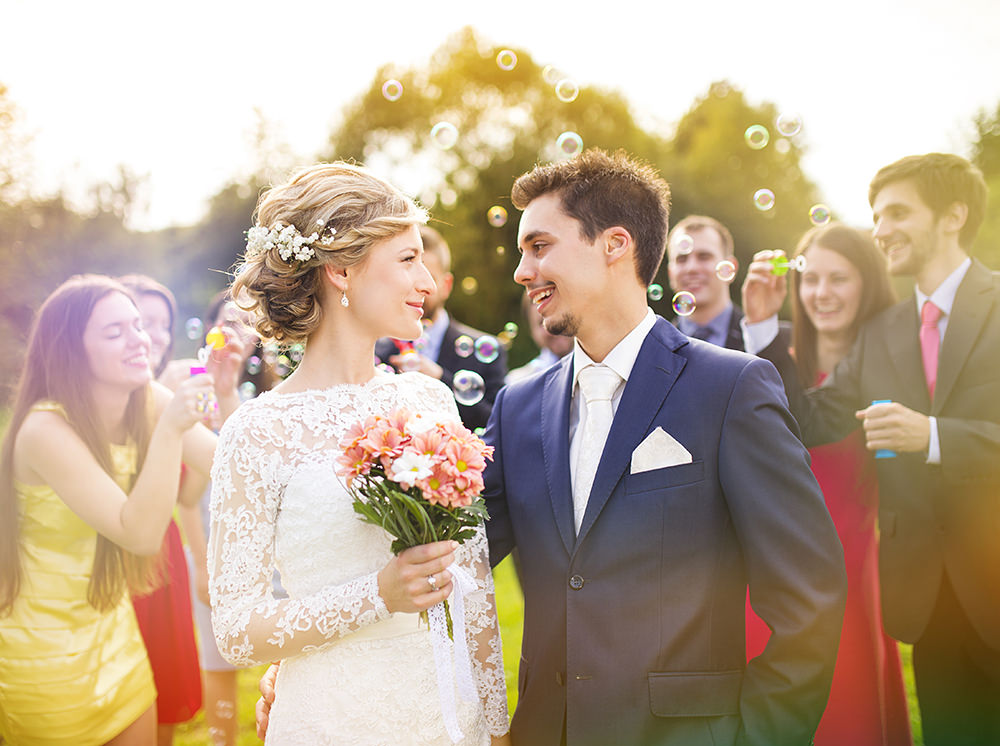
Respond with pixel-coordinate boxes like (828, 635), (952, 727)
(170, 558), (926, 745)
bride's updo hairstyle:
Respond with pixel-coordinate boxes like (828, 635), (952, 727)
(232, 162), (427, 344)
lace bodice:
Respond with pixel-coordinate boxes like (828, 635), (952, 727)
(208, 370), (508, 738)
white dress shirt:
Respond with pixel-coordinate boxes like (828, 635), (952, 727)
(568, 308), (657, 497)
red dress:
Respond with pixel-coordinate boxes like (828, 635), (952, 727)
(745, 375), (911, 746)
(132, 519), (203, 723)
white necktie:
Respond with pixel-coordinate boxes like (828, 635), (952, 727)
(573, 364), (621, 533)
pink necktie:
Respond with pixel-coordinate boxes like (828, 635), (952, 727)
(920, 301), (943, 399)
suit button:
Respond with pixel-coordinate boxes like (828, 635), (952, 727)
(569, 574), (585, 590)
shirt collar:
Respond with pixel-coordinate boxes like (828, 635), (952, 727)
(420, 309), (450, 360)
(914, 257), (971, 318)
(572, 308), (657, 390)
(677, 303), (732, 339)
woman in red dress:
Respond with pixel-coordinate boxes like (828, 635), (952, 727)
(744, 223), (912, 745)
(120, 275), (203, 744)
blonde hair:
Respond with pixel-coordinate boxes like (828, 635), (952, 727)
(232, 162), (428, 344)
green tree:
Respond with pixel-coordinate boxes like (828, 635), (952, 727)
(657, 81), (824, 306)
(970, 101), (1000, 269)
(321, 26), (671, 366)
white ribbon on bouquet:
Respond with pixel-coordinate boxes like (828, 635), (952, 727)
(428, 562), (479, 743)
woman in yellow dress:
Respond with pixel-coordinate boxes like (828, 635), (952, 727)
(0, 274), (217, 745)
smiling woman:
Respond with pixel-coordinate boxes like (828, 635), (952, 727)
(210, 162), (510, 744)
(0, 274), (218, 745)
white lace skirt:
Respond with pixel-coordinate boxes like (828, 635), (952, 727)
(266, 626), (489, 746)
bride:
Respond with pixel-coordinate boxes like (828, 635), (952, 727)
(208, 163), (510, 744)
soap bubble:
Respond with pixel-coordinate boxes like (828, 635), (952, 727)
(753, 188), (776, 211)
(647, 283), (664, 302)
(715, 260), (737, 282)
(744, 125), (769, 150)
(474, 335), (500, 364)
(556, 131), (583, 157)
(430, 121), (459, 150)
(381, 79), (403, 102)
(809, 204), (831, 225)
(672, 291), (697, 317)
(496, 49), (518, 71)
(453, 370), (486, 406)
(487, 205), (508, 227)
(185, 318), (204, 341)
(455, 335), (474, 358)
(775, 112), (802, 137)
(555, 79), (579, 102)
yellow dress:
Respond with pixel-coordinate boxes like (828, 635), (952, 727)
(0, 402), (156, 745)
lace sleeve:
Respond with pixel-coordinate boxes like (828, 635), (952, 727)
(208, 405), (390, 667)
(456, 521), (510, 735)
(412, 373), (510, 733)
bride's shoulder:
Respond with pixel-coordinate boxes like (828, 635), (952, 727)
(391, 372), (458, 416)
(217, 390), (295, 438)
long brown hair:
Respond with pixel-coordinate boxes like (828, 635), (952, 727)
(0, 275), (157, 615)
(789, 223), (897, 387)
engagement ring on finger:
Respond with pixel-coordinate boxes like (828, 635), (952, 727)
(426, 574), (438, 591)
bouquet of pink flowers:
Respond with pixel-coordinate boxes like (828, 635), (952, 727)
(337, 407), (493, 557)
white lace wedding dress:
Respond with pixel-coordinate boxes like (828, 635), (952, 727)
(208, 370), (509, 744)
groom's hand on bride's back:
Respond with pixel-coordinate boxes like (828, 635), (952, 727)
(256, 662), (279, 740)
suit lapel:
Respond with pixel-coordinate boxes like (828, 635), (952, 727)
(541, 355), (576, 555)
(886, 300), (930, 411)
(575, 319), (687, 546)
(934, 260), (995, 412)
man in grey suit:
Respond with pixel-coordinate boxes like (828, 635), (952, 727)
(742, 152), (1000, 746)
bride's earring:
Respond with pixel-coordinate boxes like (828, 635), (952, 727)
(340, 291), (350, 308)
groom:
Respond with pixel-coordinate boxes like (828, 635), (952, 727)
(484, 149), (847, 746)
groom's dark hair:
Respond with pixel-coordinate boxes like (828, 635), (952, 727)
(511, 148), (671, 285)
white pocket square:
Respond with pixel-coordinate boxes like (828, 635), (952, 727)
(630, 427), (693, 474)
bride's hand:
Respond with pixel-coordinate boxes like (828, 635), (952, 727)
(377, 541), (457, 613)
(491, 733), (513, 746)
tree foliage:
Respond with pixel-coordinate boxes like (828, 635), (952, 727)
(970, 103), (1000, 269)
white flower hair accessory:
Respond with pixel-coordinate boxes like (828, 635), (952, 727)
(244, 221), (336, 263)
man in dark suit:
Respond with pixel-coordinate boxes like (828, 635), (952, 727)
(375, 224), (506, 431)
(742, 152), (1000, 746)
(666, 214), (749, 349)
(484, 148), (847, 746)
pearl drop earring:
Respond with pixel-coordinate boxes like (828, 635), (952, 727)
(341, 292), (350, 308)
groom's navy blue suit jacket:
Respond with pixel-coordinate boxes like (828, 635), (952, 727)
(484, 316), (847, 746)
